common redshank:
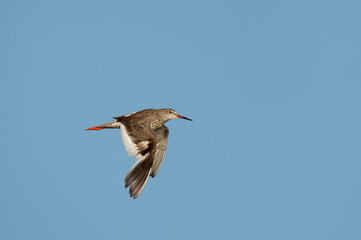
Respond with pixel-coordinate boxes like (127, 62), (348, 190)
(86, 108), (192, 199)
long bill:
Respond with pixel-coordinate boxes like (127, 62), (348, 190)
(176, 114), (192, 121)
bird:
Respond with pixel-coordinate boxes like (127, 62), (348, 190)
(85, 108), (192, 199)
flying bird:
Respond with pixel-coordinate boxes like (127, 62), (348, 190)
(86, 108), (192, 199)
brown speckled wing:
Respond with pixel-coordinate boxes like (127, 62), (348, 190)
(115, 114), (158, 199)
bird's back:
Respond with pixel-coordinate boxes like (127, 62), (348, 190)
(114, 109), (166, 130)
(114, 109), (156, 123)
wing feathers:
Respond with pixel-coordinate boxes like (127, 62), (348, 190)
(125, 157), (152, 199)
(118, 120), (169, 199)
(151, 126), (169, 178)
(151, 150), (165, 177)
(129, 170), (151, 199)
(124, 160), (144, 188)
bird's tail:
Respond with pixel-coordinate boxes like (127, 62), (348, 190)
(85, 120), (121, 131)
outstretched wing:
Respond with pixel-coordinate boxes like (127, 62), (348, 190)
(116, 116), (161, 199)
(151, 125), (169, 178)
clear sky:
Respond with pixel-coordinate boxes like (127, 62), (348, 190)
(1, 1), (360, 239)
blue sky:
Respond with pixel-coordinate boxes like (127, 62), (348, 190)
(1, 1), (360, 239)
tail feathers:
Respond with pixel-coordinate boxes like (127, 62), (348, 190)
(85, 120), (121, 131)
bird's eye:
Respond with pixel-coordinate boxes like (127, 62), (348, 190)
(169, 111), (172, 113)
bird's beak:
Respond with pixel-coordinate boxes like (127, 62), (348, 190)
(176, 114), (192, 121)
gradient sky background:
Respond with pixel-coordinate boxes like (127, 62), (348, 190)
(1, 1), (361, 239)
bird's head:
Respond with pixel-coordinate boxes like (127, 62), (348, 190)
(160, 108), (193, 122)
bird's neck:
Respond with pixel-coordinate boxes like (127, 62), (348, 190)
(151, 118), (167, 130)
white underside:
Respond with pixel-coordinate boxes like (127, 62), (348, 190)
(120, 123), (149, 161)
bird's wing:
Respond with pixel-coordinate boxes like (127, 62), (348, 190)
(151, 125), (169, 178)
(118, 119), (158, 199)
